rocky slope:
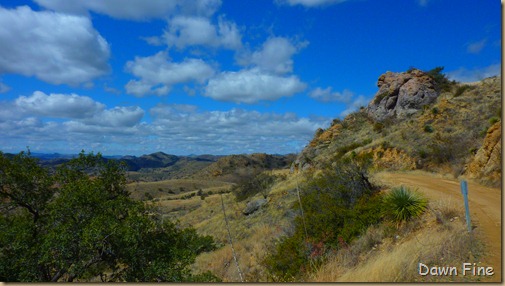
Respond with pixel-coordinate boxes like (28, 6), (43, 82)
(295, 69), (501, 186)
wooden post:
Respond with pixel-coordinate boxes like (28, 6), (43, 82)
(460, 180), (472, 232)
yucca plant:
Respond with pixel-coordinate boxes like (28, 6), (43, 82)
(383, 186), (427, 225)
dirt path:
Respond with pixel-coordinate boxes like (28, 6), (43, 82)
(374, 171), (502, 282)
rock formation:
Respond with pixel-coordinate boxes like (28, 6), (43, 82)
(366, 69), (439, 121)
(465, 121), (502, 186)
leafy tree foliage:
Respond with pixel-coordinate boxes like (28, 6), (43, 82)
(0, 151), (219, 282)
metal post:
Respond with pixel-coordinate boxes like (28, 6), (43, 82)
(460, 180), (472, 232)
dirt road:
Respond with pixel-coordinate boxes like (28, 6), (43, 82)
(375, 171), (502, 282)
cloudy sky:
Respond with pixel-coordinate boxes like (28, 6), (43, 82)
(0, 0), (500, 156)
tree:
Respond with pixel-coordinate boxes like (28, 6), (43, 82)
(0, 151), (218, 282)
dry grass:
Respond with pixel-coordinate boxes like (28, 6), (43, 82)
(177, 170), (305, 282)
(127, 178), (233, 200)
(310, 198), (486, 282)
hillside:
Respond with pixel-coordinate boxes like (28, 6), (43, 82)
(164, 68), (501, 282)
(193, 153), (296, 183)
(295, 68), (501, 186)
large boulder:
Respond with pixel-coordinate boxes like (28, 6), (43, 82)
(242, 198), (267, 215)
(367, 69), (439, 121)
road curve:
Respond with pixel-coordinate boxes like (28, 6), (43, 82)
(374, 171), (502, 282)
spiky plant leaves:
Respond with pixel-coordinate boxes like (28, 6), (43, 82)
(383, 186), (427, 225)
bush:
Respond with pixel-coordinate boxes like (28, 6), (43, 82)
(233, 172), (276, 201)
(424, 124), (434, 133)
(263, 159), (381, 280)
(489, 116), (500, 125)
(373, 122), (384, 133)
(426, 67), (454, 92)
(383, 186), (427, 225)
(453, 84), (474, 97)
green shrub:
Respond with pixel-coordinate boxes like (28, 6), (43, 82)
(373, 122), (384, 133)
(453, 84), (474, 97)
(383, 186), (427, 225)
(489, 116), (500, 125)
(418, 149), (428, 159)
(424, 124), (434, 133)
(426, 67), (454, 92)
(263, 160), (381, 280)
(233, 172), (276, 201)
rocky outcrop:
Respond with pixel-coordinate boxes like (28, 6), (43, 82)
(366, 147), (418, 170)
(243, 198), (267, 215)
(367, 69), (439, 121)
(465, 121), (502, 186)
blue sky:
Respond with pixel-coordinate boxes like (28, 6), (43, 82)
(0, 0), (500, 156)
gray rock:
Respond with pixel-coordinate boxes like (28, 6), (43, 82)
(367, 69), (439, 122)
(243, 198), (267, 215)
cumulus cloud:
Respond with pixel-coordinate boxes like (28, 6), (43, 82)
(248, 37), (307, 74)
(0, 6), (110, 86)
(1, 91), (147, 154)
(310, 86), (370, 117)
(1, 97), (329, 155)
(309, 87), (354, 103)
(9, 91), (144, 127)
(33, 0), (222, 20)
(205, 68), (306, 103)
(83, 106), (145, 127)
(151, 16), (242, 50)
(340, 95), (369, 117)
(447, 63), (500, 83)
(125, 51), (215, 97)
(277, 0), (348, 7)
(148, 104), (329, 154)
(466, 39), (487, 54)
(15, 91), (105, 119)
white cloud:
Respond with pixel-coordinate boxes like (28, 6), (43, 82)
(84, 106), (145, 127)
(340, 95), (369, 117)
(15, 91), (105, 119)
(33, 0), (221, 20)
(148, 104), (329, 154)
(310, 87), (369, 117)
(0, 6), (110, 86)
(0, 98), (329, 155)
(310, 87), (354, 103)
(447, 63), (500, 83)
(155, 16), (242, 50)
(205, 68), (306, 103)
(10, 91), (144, 128)
(466, 39), (487, 54)
(277, 0), (347, 7)
(0, 91), (148, 154)
(248, 37), (306, 74)
(125, 51), (216, 97)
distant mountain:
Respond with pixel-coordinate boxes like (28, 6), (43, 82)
(195, 153), (297, 183)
